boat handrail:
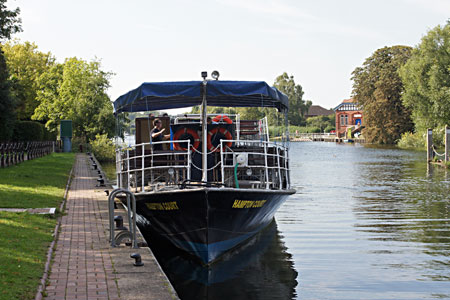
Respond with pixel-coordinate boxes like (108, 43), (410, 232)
(116, 140), (192, 193)
(115, 136), (291, 191)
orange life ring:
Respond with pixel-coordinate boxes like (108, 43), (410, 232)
(207, 127), (233, 152)
(212, 115), (233, 124)
(173, 128), (200, 151)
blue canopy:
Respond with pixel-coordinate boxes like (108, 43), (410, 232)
(113, 81), (289, 113)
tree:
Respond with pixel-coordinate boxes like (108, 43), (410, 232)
(351, 45), (413, 144)
(0, 0), (21, 41)
(0, 0), (21, 140)
(400, 22), (450, 132)
(0, 46), (15, 140)
(273, 72), (311, 126)
(33, 57), (116, 141)
(3, 40), (55, 120)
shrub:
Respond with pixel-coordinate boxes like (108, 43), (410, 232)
(43, 127), (57, 141)
(71, 136), (86, 153)
(91, 134), (116, 162)
(13, 121), (44, 141)
(397, 132), (426, 149)
(324, 125), (335, 133)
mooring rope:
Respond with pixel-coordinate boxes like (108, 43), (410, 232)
(432, 145), (445, 157)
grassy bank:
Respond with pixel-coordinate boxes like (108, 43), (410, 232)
(0, 153), (75, 208)
(0, 153), (75, 300)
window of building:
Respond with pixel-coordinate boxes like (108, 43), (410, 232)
(340, 114), (348, 125)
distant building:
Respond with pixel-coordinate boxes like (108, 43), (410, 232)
(334, 99), (363, 138)
(305, 105), (334, 119)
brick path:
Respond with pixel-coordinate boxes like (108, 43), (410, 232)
(45, 154), (120, 300)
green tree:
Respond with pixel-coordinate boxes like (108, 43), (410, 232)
(0, 0), (21, 140)
(0, 46), (15, 140)
(3, 40), (55, 120)
(273, 72), (311, 126)
(0, 0), (21, 41)
(400, 22), (450, 132)
(33, 57), (115, 141)
(351, 45), (413, 144)
(306, 114), (335, 132)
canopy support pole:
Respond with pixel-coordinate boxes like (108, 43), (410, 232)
(285, 110), (289, 142)
(201, 81), (208, 183)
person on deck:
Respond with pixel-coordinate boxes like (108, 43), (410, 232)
(150, 118), (170, 150)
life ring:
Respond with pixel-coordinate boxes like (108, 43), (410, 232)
(212, 115), (233, 124)
(173, 128), (200, 151)
(207, 127), (233, 152)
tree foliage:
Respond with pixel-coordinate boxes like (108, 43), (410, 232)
(3, 40), (55, 120)
(274, 72), (311, 126)
(306, 114), (335, 132)
(399, 22), (450, 132)
(0, 0), (21, 41)
(0, 46), (15, 140)
(351, 45), (413, 144)
(33, 57), (115, 141)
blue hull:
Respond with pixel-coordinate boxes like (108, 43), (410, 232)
(134, 188), (294, 264)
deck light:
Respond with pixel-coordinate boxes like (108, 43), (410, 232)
(211, 70), (220, 80)
(201, 71), (207, 80)
(246, 168), (252, 176)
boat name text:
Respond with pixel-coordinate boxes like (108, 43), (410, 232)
(146, 201), (179, 210)
(232, 200), (267, 209)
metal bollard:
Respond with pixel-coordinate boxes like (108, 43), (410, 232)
(130, 253), (144, 266)
(114, 216), (127, 230)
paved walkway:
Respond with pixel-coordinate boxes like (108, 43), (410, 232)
(44, 154), (177, 300)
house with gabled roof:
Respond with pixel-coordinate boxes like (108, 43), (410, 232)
(305, 105), (334, 119)
(334, 99), (363, 138)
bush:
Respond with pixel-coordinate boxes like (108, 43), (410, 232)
(43, 127), (57, 141)
(397, 132), (426, 149)
(91, 134), (116, 162)
(13, 121), (44, 141)
(324, 125), (335, 133)
(71, 136), (86, 153)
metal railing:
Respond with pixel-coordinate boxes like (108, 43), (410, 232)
(219, 139), (290, 190)
(0, 141), (54, 168)
(108, 188), (138, 248)
(116, 140), (192, 192)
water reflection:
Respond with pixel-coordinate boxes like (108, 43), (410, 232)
(142, 221), (298, 300)
(354, 155), (450, 282)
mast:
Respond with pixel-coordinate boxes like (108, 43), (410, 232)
(201, 77), (208, 183)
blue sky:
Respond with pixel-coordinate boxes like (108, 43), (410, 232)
(7, 0), (450, 110)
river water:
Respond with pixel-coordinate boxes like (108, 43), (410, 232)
(140, 142), (450, 299)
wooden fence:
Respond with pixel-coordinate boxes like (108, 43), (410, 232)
(0, 141), (55, 168)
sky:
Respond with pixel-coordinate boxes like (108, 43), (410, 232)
(6, 0), (450, 110)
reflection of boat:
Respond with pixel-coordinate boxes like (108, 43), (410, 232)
(113, 74), (295, 264)
(143, 220), (298, 300)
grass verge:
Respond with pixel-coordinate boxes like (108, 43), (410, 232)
(0, 212), (56, 300)
(0, 153), (75, 300)
(0, 153), (75, 208)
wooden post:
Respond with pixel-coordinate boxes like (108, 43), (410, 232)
(427, 128), (433, 162)
(446, 125), (449, 162)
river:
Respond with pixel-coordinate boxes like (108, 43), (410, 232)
(117, 142), (450, 299)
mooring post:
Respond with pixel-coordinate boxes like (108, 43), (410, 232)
(427, 128), (433, 162)
(445, 125), (449, 162)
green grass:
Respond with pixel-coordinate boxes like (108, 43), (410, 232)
(0, 153), (75, 299)
(0, 212), (56, 300)
(0, 153), (75, 208)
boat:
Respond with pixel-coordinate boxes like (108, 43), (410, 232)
(113, 72), (296, 264)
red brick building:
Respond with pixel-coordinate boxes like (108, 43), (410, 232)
(334, 99), (363, 138)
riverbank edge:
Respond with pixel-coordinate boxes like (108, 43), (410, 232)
(92, 154), (179, 300)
